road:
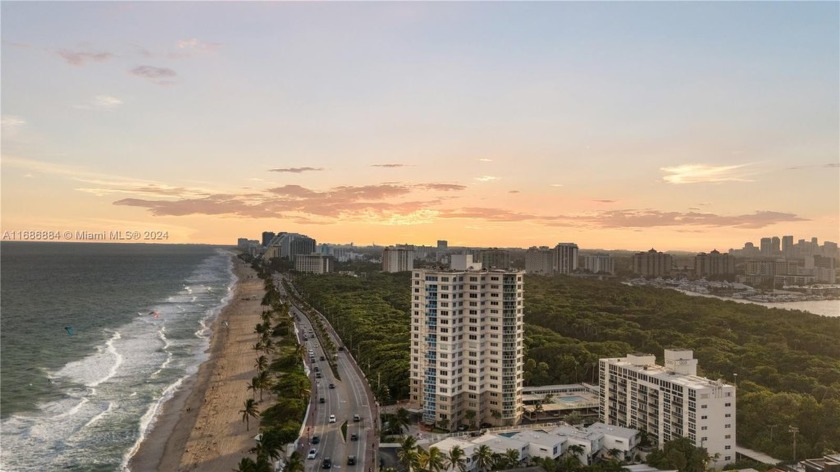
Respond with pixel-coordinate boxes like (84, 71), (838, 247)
(276, 274), (378, 472)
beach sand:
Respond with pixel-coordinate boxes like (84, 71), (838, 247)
(128, 256), (268, 471)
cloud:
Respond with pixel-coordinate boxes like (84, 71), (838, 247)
(177, 38), (221, 52)
(661, 164), (752, 184)
(414, 183), (466, 191)
(1, 115), (26, 127)
(478, 158), (493, 162)
(130, 65), (177, 80)
(787, 162), (840, 170)
(593, 199), (615, 203)
(550, 183), (564, 187)
(439, 207), (543, 222)
(269, 167), (324, 173)
(474, 175), (499, 182)
(576, 209), (806, 229)
(58, 49), (114, 66)
(371, 163), (409, 168)
(94, 95), (123, 108)
(509, 190), (520, 194)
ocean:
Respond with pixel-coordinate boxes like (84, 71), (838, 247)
(0, 242), (236, 471)
(676, 290), (840, 317)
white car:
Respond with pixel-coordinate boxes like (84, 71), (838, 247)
(307, 449), (317, 460)
(329, 414), (336, 423)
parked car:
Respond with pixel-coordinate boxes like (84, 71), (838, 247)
(307, 449), (317, 460)
(322, 458), (332, 469)
(320, 356), (325, 361)
(347, 456), (356, 466)
(319, 397), (325, 403)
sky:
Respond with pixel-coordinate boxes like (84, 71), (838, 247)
(2, 2), (838, 252)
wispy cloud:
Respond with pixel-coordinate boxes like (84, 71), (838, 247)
(661, 164), (752, 184)
(475, 175), (499, 182)
(550, 183), (564, 187)
(509, 190), (520, 194)
(575, 209), (806, 229)
(415, 183), (466, 191)
(371, 163), (409, 168)
(58, 49), (114, 66)
(94, 95), (123, 108)
(1, 115), (26, 127)
(177, 38), (221, 52)
(478, 158), (493, 162)
(130, 65), (177, 84)
(787, 162), (840, 170)
(269, 167), (325, 174)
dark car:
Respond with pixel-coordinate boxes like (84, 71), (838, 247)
(350, 433), (358, 441)
(329, 383), (335, 389)
(352, 414), (360, 422)
(320, 355), (325, 361)
(314, 366), (320, 372)
(312, 435), (320, 444)
(347, 456), (356, 466)
(322, 458), (332, 469)
(319, 397), (325, 403)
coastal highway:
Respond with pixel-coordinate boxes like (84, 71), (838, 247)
(278, 277), (378, 472)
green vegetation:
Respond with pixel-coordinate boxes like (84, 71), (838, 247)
(288, 266), (840, 461)
(293, 271), (411, 403)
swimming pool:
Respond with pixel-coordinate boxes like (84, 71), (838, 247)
(558, 395), (585, 403)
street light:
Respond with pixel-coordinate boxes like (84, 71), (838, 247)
(789, 425), (799, 463)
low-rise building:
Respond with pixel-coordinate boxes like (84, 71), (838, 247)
(295, 253), (333, 274)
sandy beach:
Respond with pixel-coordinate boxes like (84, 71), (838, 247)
(128, 256), (268, 471)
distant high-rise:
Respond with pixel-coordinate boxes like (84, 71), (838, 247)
(261, 231), (276, 247)
(632, 249), (672, 276)
(480, 248), (511, 270)
(525, 246), (553, 275)
(782, 235), (794, 255)
(382, 246), (415, 272)
(771, 236), (781, 255)
(295, 253), (333, 274)
(437, 240), (448, 251)
(410, 268), (524, 430)
(760, 237), (772, 256)
(579, 253), (615, 274)
(694, 250), (735, 277)
(554, 243), (579, 274)
(264, 232), (316, 261)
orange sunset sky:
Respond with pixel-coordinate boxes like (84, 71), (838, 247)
(2, 2), (838, 251)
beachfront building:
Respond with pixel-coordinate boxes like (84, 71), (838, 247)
(632, 249), (673, 277)
(295, 253), (333, 274)
(382, 246), (415, 272)
(599, 350), (736, 467)
(410, 268), (525, 430)
(427, 422), (639, 467)
(264, 232), (317, 261)
(521, 384), (600, 422)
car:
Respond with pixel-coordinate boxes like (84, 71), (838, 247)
(319, 397), (325, 404)
(350, 433), (358, 441)
(338, 346), (345, 351)
(329, 414), (336, 423)
(457, 424), (468, 431)
(312, 436), (320, 444)
(314, 366), (320, 372)
(316, 373), (322, 378)
(307, 449), (317, 460)
(347, 456), (356, 466)
(352, 414), (360, 422)
(328, 383), (335, 389)
(322, 458), (332, 469)
(320, 355), (325, 361)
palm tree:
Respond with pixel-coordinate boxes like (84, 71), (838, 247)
(472, 445), (494, 472)
(247, 377), (260, 400)
(251, 430), (284, 463)
(446, 445), (468, 472)
(257, 369), (271, 401)
(425, 447), (447, 472)
(503, 449), (520, 469)
(284, 451), (305, 472)
(255, 355), (269, 373)
(398, 435), (419, 472)
(394, 407), (411, 434)
(233, 457), (257, 472)
(240, 398), (259, 431)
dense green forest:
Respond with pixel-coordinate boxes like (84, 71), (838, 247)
(292, 271), (840, 462)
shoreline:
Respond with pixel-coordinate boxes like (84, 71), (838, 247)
(128, 256), (266, 471)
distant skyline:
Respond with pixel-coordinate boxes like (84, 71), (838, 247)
(2, 2), (838, 252)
